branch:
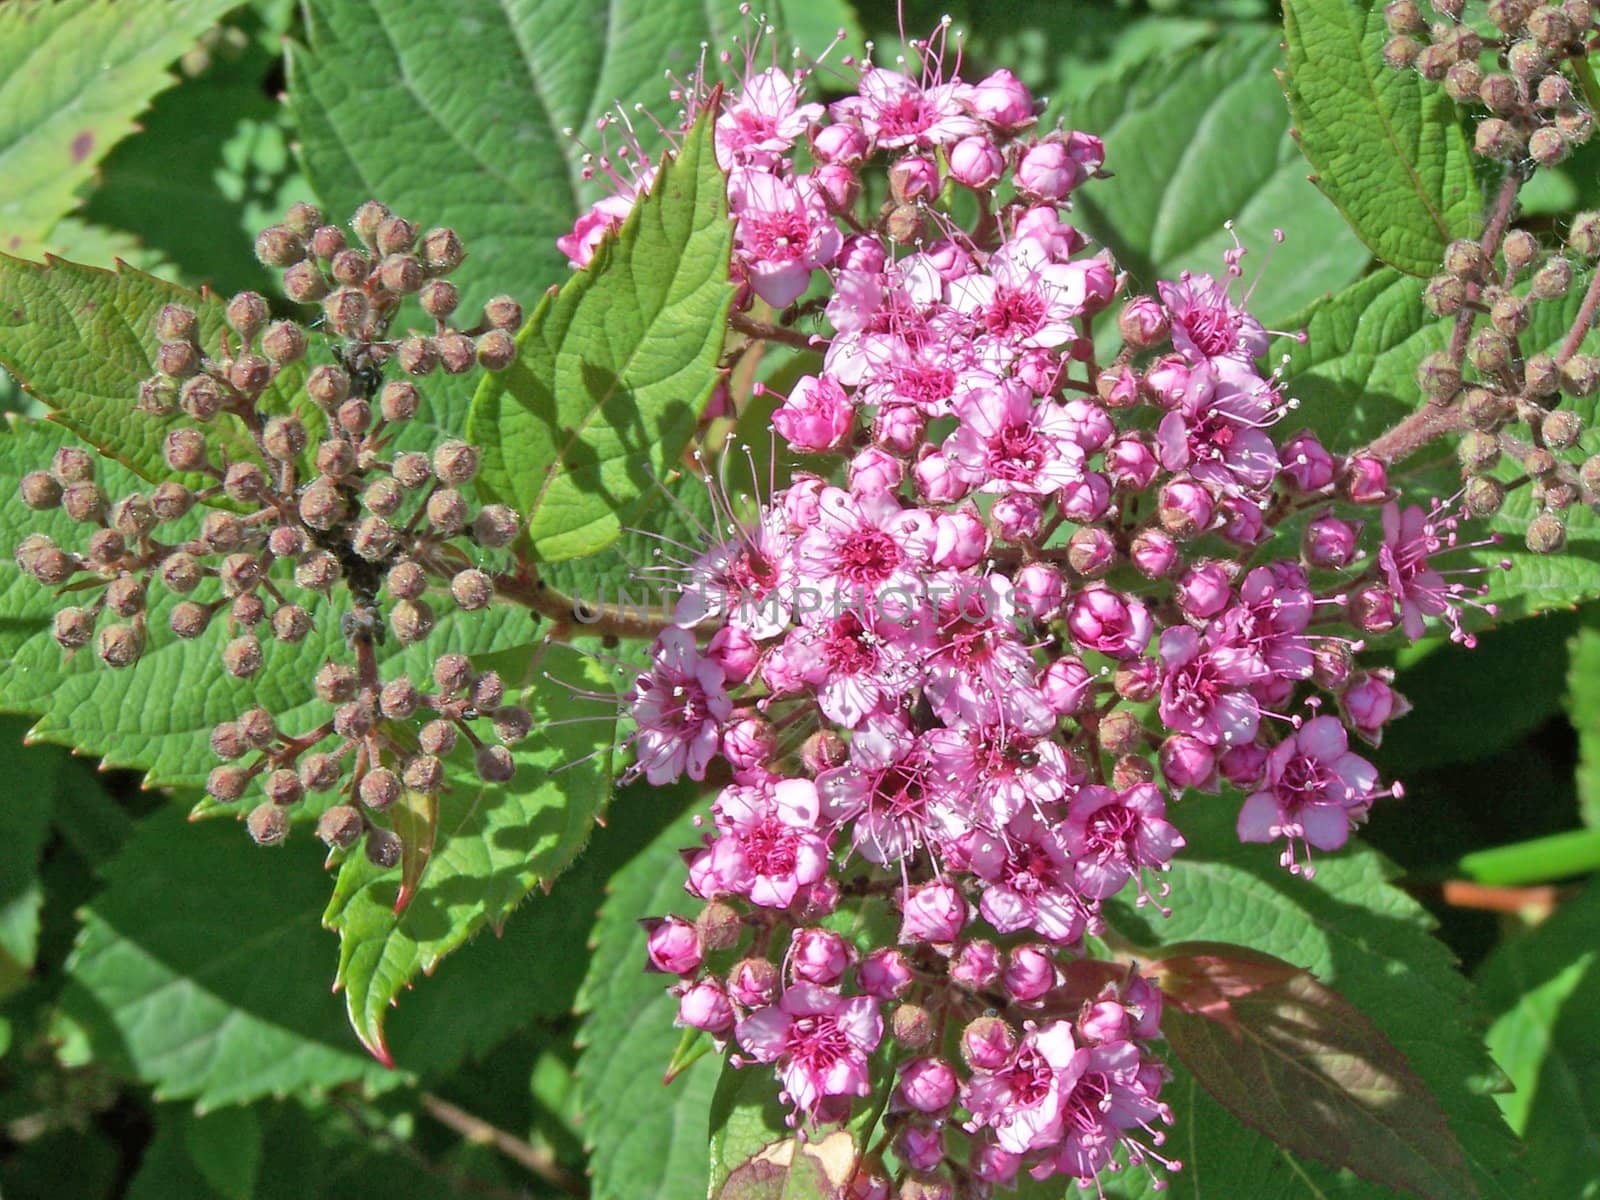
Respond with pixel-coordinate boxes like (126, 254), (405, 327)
(729, 311), (820, 350)
(492, 564), (674, 641)
(420, 1091), (588, 1197)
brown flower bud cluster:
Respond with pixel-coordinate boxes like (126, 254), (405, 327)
(1381, 7), (1600, 550)
(15, 201), (533, 856)
(1385, 0), (1597, 169)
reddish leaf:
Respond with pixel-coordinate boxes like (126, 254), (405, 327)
(1149, 941), (1478, 1200)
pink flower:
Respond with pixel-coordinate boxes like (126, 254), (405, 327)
(1015, 132), (1103, 199)
(645, 915), (704, 975)
(944, 381), (1086, 494)
(922, 723), (1073, 830)
(794, 487), (930, 617)
(969, 814), (1090, 943)
(629, 628), (732, 784)
(1159, 271), (1269, 364)
(731, 171), (843, 307)
(1066, 586), (1153, 660)
(817, 723), (946, 865)
(556, 165), (656, 268)
(1236, 716), (1381, 870)
(695, 778), (831, 907)
(832, 67), (981, 150)
(736, 983), (883, 1119)
(1157, 626), (1267, 747)
(771, 374), (853, 452)
(961, 1020), (1081, 1154)
(900, 881), (969, 943)
(949, 237), (1094, 353)
(1064, 783), (1185, 901)
(921, 575), (1053, 731)
(716, 68), (823, 168)
(1378, 502), (1455, 641)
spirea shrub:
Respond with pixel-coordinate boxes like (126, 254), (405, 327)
(2, 0), (1599, 1197)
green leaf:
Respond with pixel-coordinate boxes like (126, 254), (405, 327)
(183, 1106), (264, 1200)
(1103, 800), (1529, 1199)
(322, 639), (616, 1065)
(81, 3), (309, 298)
(1282, 0), (1482, 275)
(0, 255), (307, 489)
(575, 789), (720, 1200)
(1477, 884), (1600, 1199)
(709, 1068), (867, 1200)
(1284, 268), (1600, 620)
(0, 718), (56, 995)
(1068, 30), (1369, 328)
(289, 0), (748, 315)
(0, 0), (241, 258)
(1152, 942), (1475, 1200)
(469, 109), (733, 561)
(51, 807), (397, 1109)
(0, 417), (539, 791)
(1569, 622), (1600, 828)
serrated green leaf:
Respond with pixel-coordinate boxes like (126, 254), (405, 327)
(288, 0), (836, 317)
(322, 639), (616, 1065)
(1284, 267), (1600, 620)
(1101, 801), (1528, 1199)
(1282, 0), (1482, 275)
(0, 255), (306, 488)
(51, 808), (397, 1108)
(1068, 30), (1368, 329)
(81, 3), (308, 298)
(469, 108), (732, 561)
(575, 789), (719, 1200)
(0, 417), (539, 791)
(1477, 883), (1600, 1199)
(1568, 622), (1600, 828)
(0, 0), (241, 258)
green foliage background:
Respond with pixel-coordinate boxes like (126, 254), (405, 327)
(0, 1), (1597, 1198)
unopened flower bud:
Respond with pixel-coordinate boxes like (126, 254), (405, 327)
(483, 294), (522, 330)
(474, 743), (515, 782)
(1349, 583), (1400, 633)
(1414, 42), (1451, 80)
(1458, 430), (1502, 473)
(420, 227), (466, 274)
(295, 549), (340, 591)
(892, 1006), (935, 1051)
(299, 752), (342, 793)
(20, 470), (62, 510)
(450, 568), (493, 611)
(226, 291), (269, 340)
(960, 1017), (1017, 1071)
(309, 223), (346, 259)
(436, 331), (476, 374)
(255, 225), (305, 267)
(1382, 34), (1421, 69)
(86, 527), (125, 566)
(1098, 709), (1144, 756)
(1443, 59), (1483, 102)
(1568, 211), (1600, 257)
(62, 481), (108, 523)
(323, 288), (369, 337)
(263, 768), (303, 807)
(376, 253), (422, 295)
(472, 504), (520, 547)
(105, 575), (146, 617)
(1415, 351), (1462, 403)
(1530, 126), (1570, 167)
(391, 598), (435, 644)
(352, 515), (398, 561)
(136, 374), (178, 414)
(156, 339), (198, 378)
(283, 201), (322, 236)
(359, 767), (402, 812)
(169, 600), (212, 638)
(469, 670), (503, 711)
(282, 260), (329, 302)
(298, 479), (346, 530)
(315, 661), (359, 703)
(219, 348), (270, 396)
(397, 336), (438, 375)
(1526, 510), (1567, 552)
(1464, 475), (1507, 515)
(337, 397), (372, 434)
(1542, 408), (1584, 448)
(351, 200), (392, 245)
(333, 699), (376, 740)
(329, 248), (371, 286)
(207, 764), (252, 802)
(677, 980), (734, 1034)
(476, 328), (516, 371)
(222, 635), (264, 678)
(1561, 354), (1600, 396)
(645, 915), (703, 975)
(365, 827), (403, 869)
(53, 606), (95, 648)
(425, 487), (469, 534)
(419, 279), (459, 320)
(491, 706), (533, 744)
(317, 805), (364, 850)
(1118, 295), (1169, 349)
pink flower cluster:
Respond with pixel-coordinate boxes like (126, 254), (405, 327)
(565, 16), (1499, 1193)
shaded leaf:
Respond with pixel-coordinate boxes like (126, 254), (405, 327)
(469, 107), (732, 561)
(1069, 30), (1369, 329)
(50, 807), (397, 1109)
(1282, 0), (1482, 275)
(1153, 942), (1475, 1200)
(575, 789), (720, 1200)
(1477, 883), (1600, 1199)
(322, 640), (616, 1064)
(1568, 622), (1600, 828)
(1102, 800), (1528, 1198)
(0, 0), (240, 257)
